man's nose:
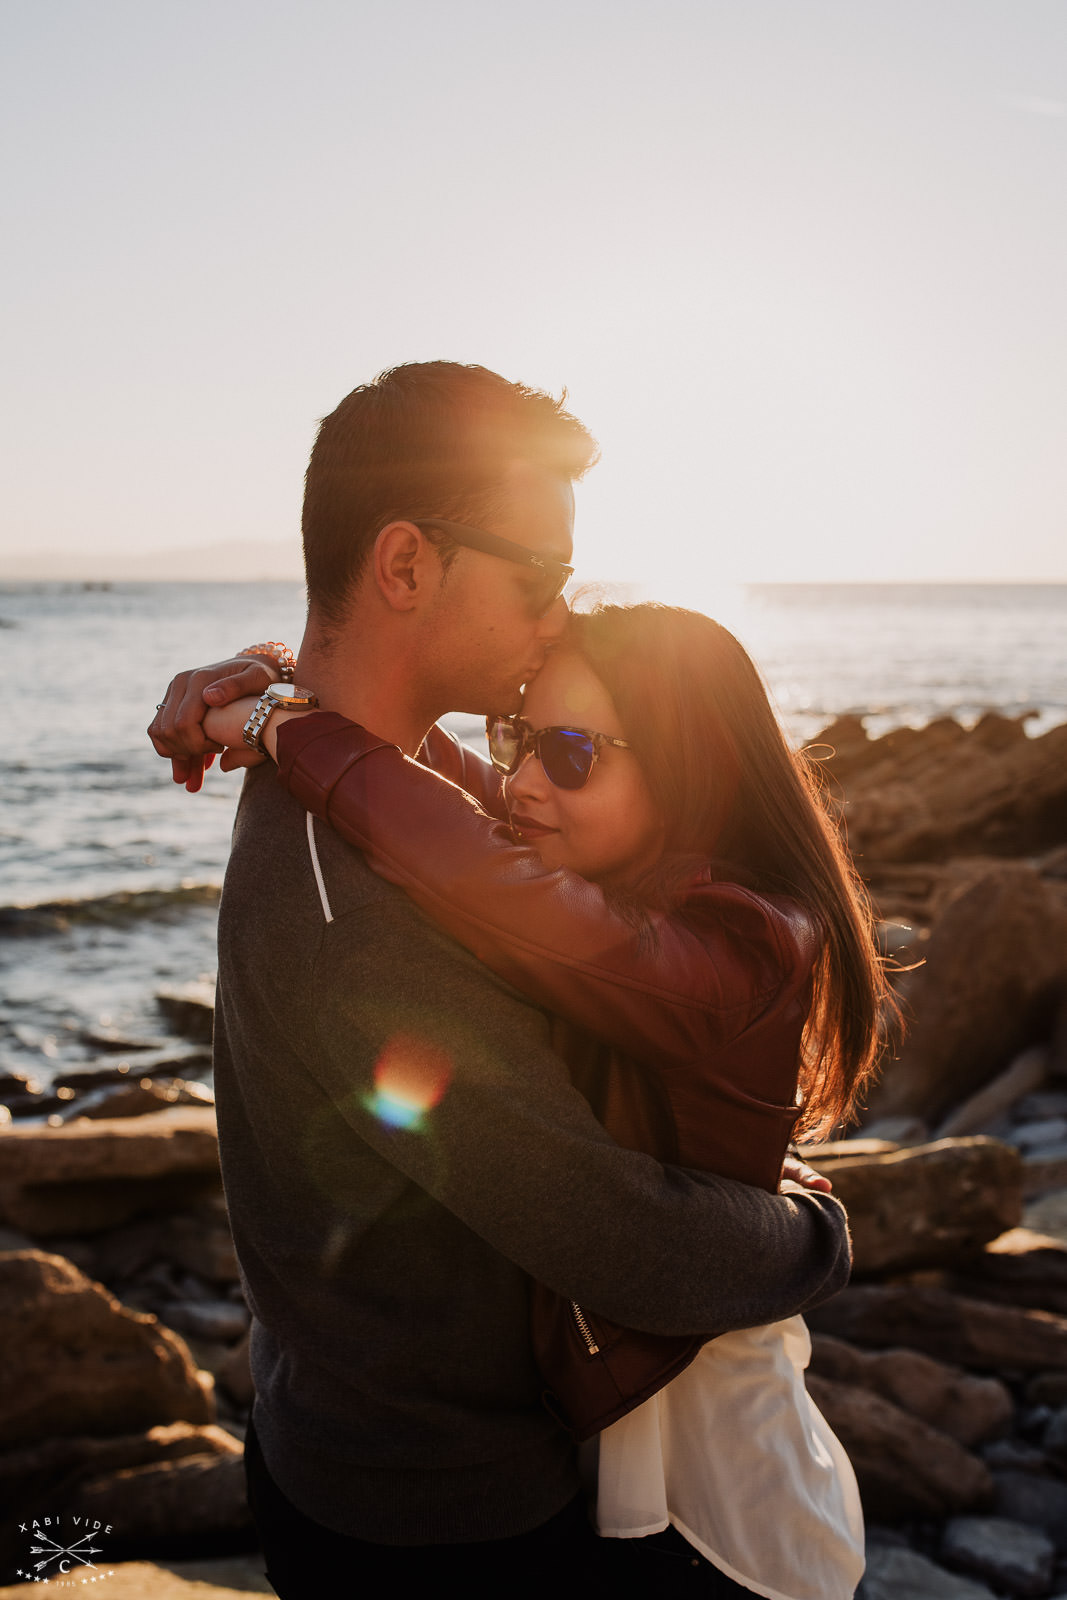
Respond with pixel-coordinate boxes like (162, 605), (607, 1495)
(536, 595), (570, 640)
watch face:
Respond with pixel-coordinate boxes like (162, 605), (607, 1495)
(267, 682), (316, 706)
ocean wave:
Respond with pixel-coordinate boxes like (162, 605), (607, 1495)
(0, 883), (222, 933)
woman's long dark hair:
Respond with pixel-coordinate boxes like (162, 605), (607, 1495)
(569, 603), (892, 1136)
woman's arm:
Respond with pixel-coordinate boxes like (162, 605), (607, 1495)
(272, 711), (816, 1078)
(418, 724), (509, 820)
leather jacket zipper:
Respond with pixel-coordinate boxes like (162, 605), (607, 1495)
(571, 1302), (600, 1356)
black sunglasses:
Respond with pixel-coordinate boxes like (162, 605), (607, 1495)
(414, 518), (573, 614)
(487, 714), (631, 790)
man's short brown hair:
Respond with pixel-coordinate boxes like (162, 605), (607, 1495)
(302, 361), (598, 621)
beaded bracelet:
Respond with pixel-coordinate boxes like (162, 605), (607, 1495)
(238, 641), (296, 683)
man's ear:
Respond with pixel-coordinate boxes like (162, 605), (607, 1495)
(372, 522), (443, 612)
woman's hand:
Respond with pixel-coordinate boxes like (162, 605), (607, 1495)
(148, 656), (275, 791)
(780, 1153), (832, 1193)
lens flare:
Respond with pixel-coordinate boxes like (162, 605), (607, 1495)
(364, 1032), (453, 1131)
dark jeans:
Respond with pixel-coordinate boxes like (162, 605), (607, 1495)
(244, 1420), (759, 1596)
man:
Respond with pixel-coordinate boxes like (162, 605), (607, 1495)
(150, 362), (849, 1591)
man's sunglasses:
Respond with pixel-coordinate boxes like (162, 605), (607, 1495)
(414, 518), (573, 614)
(487, 714), (631, 790)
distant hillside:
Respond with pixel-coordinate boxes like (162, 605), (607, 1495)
(0, 539), (304, 583)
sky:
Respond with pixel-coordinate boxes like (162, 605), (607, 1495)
(1, 0), (1065, 589)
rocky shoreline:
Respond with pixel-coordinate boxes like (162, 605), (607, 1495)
(2, 710), (1066, 1597)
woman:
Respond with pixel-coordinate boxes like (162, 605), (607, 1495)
(204, 603), (887, 1598)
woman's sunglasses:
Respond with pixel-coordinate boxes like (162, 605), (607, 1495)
(486, 714), (631, 790)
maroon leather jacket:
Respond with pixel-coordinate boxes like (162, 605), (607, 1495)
(274, 713), (816, 1194)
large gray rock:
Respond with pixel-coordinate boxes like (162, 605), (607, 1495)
(857, 1543), (997, 1598)
(810, 1335), (1012, 1447)
(1043, 1405), (1067, 1467)
(807, 1284), (1067, 1373)
(807, 1137), (1021, 1275)
(0, 1108), (221, 1234)
(869, 866), (1067, 1125)
(0, 1252), (214, 1449)
(993, 1471), (1067, 1553)
(940, 1515), (1055, 1598)
(163, 1300), (250, 1344)
(805, 1374), (992, 1520)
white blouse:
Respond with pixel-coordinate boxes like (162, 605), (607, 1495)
(590, 1316), (865, 1600)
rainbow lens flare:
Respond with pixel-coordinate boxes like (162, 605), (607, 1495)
(363, 1032), (453, 1132)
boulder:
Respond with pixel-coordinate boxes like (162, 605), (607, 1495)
(0, 1423), (241, 1540)
(0, 1108), (221, 1234)
(1022, 1147), (1067, 1198)
(810, 1335), (1012, 1447)
(940, 1516), (1055, 1598)
(72, 1448), (252, 1556)
(830, 716), (1067, 864)
(869, 866), (1067, 1125)
(1016, 1089), (1067, 1120)
(1028, 1373), (1067, 1407)
(0, 1071), (43, 1105)
(1024, 1191), (1067, 1248)
(77, 1026), (172, 1052)
(993, 1471), (1067, 1553)
(163, 1300), (250, 1344)
(857, 1544), (997, 1599)
(806, 1138), (1021, 1275)
(0, 1251), (214, 1449)
(0, 1555), (273, 1597)
(807, 1284), (1067, 1373)
(56, 1079), (189, 1121)
(805, 1374), (992, 1520)
(53, 1046), (212, 1088)
(1044, 1405), (1067, 1468)
(936, 1047), (1050, 1140)
(53, 1078), (215, 1123)
(86, 1199), (238, 1289)
(216, 1332), (253, 1408)
(156, 985), (216, 1044)
(857, 1115), (930, 1145)
(948, 1228), (1067, 1317)
(164, 1206), (238, 1283)
(981, 1439), (1048, 1473)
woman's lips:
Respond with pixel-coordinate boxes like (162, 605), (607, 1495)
(510, 813), (558, 841)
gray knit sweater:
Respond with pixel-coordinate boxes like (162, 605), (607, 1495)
(213, 766), (850, 1545)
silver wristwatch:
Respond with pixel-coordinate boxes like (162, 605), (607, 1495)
(241, 682), (319, 752)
